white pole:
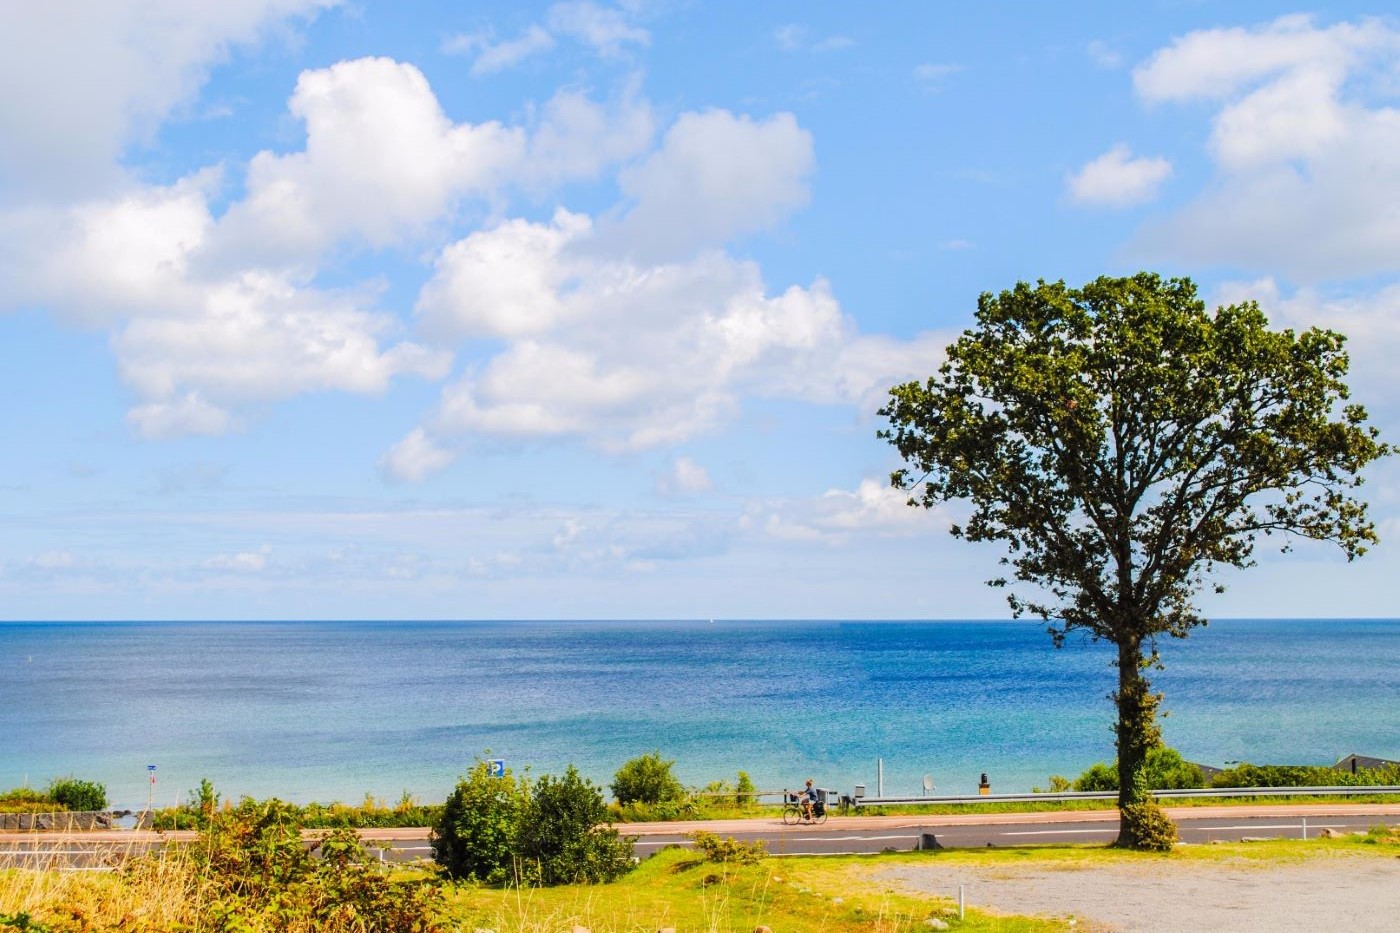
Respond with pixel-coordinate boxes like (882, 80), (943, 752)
(877, 758), (884, 798)
(958, 884), (965, 920)
(1302, 817), (1307, 840)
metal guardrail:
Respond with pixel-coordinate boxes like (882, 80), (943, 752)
(853, 785), (1400, 807)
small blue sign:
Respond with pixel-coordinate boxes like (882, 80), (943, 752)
(488, 759), (505, 778)
(147, 765), (157, 772)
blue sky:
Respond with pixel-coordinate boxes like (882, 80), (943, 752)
(3, 1), (1399, 620)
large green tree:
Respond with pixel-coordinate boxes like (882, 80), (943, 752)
(879, 273), (1388, 849)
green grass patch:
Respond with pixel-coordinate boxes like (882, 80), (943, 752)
(442, 846), (1059, 931)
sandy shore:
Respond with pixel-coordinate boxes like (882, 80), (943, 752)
(880, 850), (1400, 932)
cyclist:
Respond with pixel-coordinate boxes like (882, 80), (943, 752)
(798, 779), (818, 820)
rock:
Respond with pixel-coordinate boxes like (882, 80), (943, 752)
(831, 897), (843, 905)
(571, 927), (590, 933)
(754, 927), (773, 933)
(924, 919), (950, 930)
(657, 928), (677, 933)
(1319, 828), (1342, 838)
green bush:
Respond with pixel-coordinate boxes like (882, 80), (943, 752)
(516, 766), (635, 886)
(1212, 762), (1400, 788)
(431, 759), (529, 884)
(735, 770), (757, 807)
(46, 777), (107, 812)
(610, 751), (685, 806)
(691, 830), (766, 864)
(1072, 747), (1206, 792)
(1116, 771), (1178, 851)
(0, 788), (55, 814)
(189, 797), (442, 930)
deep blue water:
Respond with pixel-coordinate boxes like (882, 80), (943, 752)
(1, 619), (1396, 809)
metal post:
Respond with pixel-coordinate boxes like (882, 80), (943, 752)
(1301, 817), (1307, 840)
(878, 758), (884, 798)
(958, 884), (965, 920)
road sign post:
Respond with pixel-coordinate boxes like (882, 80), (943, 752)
(488, 759), (505, 778)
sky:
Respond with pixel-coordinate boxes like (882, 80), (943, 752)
(2, 1), (1399, 620)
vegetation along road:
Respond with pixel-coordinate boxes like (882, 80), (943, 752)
(5, 803), (1397, 868)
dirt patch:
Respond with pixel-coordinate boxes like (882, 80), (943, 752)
(879, 852), (1400, 932)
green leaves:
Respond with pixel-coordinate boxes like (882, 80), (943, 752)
(880, 272), (1389, 640)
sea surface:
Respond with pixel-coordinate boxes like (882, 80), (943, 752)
(2, 619), (1396, 809)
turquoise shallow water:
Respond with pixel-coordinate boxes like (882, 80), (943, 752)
(1, 619), (1396, 808)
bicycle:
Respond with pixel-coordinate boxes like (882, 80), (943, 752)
(781, 796), (829, 825)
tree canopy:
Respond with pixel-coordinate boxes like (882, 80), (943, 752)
(880, 272), (1387, 848)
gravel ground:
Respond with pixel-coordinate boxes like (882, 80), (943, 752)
(879, 852), (1400, 932)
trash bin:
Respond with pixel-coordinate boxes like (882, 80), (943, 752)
(853, 783), (866, 800)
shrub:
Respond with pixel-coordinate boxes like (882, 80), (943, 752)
(1117, 771), (1178, 851)
(517, 766), (635, 886)
(735, 771), (757, 807)
(610, 751), (685, 806)
(46, 778), (106, 812)
(0, 788), (55, 814)
(191, 797), (443, 930)
(1073, 747), (1206, 792)
(691, 831), (766, 864)
(431, 759), (529, 884)
(1212, 762), (1400, 788)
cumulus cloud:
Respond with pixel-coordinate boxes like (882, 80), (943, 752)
(657, 457), (713, 496)
(1066, 144), (1172, 208)
(400, 206), (945, 475)
(1, 57), (654, 438)
(0, 0), (338, 198)
(603, 109), (814, 260)
(380, 428), (459, 483)
(1131, 15), (1400, 279)
(215, 57), (525, 261)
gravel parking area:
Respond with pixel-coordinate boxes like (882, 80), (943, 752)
(879, 852), (1400, 932)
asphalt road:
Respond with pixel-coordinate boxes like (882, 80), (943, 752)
(3, 804), (1397, 869)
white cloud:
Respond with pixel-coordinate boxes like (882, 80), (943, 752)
(0, 0), (338, 197)
(445, 2), (646, 76)
(1066, 144), (1172, 208)
(747, 478), (940, 544)
(913, 63), (963, 89)
(216, 57), (525, 260)
(400, 208), (945, 473)
(547, 2), (649, 57)
(31, 550), (76, 570)
(469, 25), (557, 76)
(1131, 15), (1400, 279)
(380, 428), (459, 483)
(127, 393), (236, 440)
(775, 24), (853, 53)
(203, 545), (272, 572)
(658, 457), (712, 496)
(604, 109), (814, 260)
(2, 57), (653, 439)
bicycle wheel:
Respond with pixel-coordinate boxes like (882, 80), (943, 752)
(814, 809), (829, 825)
(781, 804), (800, 825)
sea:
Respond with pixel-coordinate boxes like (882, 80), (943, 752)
(2, 619), (1396, 810)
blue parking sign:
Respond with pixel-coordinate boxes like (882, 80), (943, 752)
(488, 759), (505, 778)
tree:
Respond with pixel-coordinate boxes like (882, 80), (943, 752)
(516, 766), (634, 885)
(610, 751), (685, 806)
(880, 273), (1387, 849)
(430, 759), (529, 884)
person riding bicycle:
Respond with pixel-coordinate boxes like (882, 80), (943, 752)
(798, 779), (819, 820)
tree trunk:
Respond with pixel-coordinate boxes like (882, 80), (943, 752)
(1113, 636), (1175, 848)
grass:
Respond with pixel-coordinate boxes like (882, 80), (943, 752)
(3, 825), (1395, 932)
(442, 845), (1057, 931)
